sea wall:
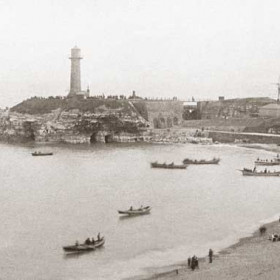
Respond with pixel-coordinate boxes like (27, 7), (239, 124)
(209, 131), (280, 144)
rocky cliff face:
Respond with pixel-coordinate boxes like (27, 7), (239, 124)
(0, 108), (149, 144)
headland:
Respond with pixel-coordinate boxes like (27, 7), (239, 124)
(1, 95), (280, 145)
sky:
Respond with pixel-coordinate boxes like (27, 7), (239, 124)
(1, 0), (280, 107)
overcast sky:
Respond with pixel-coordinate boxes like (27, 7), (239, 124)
(1, 0), (280, 107)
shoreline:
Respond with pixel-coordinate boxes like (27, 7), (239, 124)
(133, 219), (280, 280)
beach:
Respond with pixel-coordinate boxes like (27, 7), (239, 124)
(141, 220), (280, 280)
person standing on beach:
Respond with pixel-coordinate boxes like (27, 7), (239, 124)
(188, 257), (191, 268)
(209, 249), (213, 263)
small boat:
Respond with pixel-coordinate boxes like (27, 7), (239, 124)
(254, 159), (280, 166)
(32, 151), (53, 156)
(63, 236), (105, 253)
(182, 157), (220, 165)
(118, 206), (151, 216)
(239, 168), (280, 176)
(150, 162), (187, 169)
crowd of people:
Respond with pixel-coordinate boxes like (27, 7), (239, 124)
(188, 255), (199, 270)
(75, 233), (102, 246)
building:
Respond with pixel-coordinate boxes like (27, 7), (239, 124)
(144, 100), (184, 128)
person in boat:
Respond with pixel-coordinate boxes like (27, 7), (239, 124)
(75, 240), (79, 246)
(97, 233), (101, 241)
(264, 168), (267, 173)
(130, 206), (133, 211)
(138, 205), (144, 211)
(91, 237), (95, 244)
(85, 238), (91, 245)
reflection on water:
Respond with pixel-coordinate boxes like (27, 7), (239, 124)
(0, 142), (280, 280)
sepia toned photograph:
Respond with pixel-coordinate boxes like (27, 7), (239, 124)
(2, 0), (280, 279)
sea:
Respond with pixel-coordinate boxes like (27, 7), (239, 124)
(1, 142), (280, 280)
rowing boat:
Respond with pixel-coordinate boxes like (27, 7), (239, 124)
(182, 157), (220, 165)
(118, 206), (151, 216)
(254, 160), (280, 166)
(32, 151), (53, 156)
(239, 168), (280, 176)
(63, 237), (105, 252)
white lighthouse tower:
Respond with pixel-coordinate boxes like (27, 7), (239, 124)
(68, 46), (83, 97)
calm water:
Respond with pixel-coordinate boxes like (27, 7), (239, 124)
(1, 142), (280, 280)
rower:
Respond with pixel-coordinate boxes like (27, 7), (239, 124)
(85, 238), (91, 245)
(91, 237), (95, 244)
(97, 233), (101, 241)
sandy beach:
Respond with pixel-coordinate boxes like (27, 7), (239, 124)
(139, 220), (280, 280)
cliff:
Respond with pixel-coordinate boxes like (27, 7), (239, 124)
(0, 98), (149, 144)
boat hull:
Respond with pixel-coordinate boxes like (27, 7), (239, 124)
(240, 170), (280, 176)
(254, 161), (280, 166)
(150, 162), (187, 169)
(32, 153), (53, 156)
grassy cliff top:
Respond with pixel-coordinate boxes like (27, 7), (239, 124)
(11, 97), (144, 115)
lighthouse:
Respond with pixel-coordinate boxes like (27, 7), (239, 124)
(68, 46), (83, 97)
